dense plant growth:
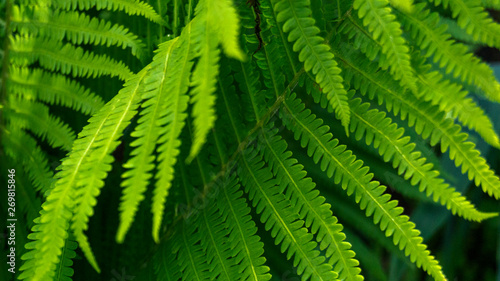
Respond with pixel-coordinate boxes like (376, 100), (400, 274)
(1, 0), (500, 280)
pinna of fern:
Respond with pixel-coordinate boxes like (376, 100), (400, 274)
(1, 0), (499, 280)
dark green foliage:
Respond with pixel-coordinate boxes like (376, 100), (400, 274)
(1, 0), (500, 280)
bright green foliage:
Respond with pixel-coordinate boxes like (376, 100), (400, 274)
(2, 0), (500, 280)
(281, 94), (446, 281)
(353, 0), (417, 92)
(272, 0), (350, 129)
(397, 3), (500, 103)
(429, 0), (500, 51)
(187, 0), (245, 161)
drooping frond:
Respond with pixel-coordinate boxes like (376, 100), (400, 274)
(211, 0), (245, 61)
(150, 30), (194, 243)
(10, 5), (146, 59)
(187, 14), (220, 161)
(353, 0), (417, 92)
(281, 93), (447, 281)
(18, 66), (150, 281)
(9, 36), (133, 81)
(187, 0), (245, 161)
(272, 0), (350, 128)
(117, 38), (181, 243)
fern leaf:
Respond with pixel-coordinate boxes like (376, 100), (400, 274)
(414, 65), (500, 148)
(186, 16), (220, 161)
(338, 16), (384, 62)
(353, 0), (417, 92)
(396, 3), (500, 103)
(155, 241), (183, 281)
(272, 0), (350, 128)
(258, 126), (364, 281)
(53, 236), (77, 281)
(429, 0), (500, 52)
(9, 36), (133, 81)
(215, 175), (272, 281)
(151, 23), (198, 242)
(281, 94), (447, 281)
(18, 66), (150, 280)
(348, 97), (497, 221)
(333, 43), (500, 200)
(6, 98), (75, 151)
(197, 192), (239, 280)
(8, 67), (104, 115)
(117, 38), (179, 243)
(10, 5), (146, 59)
(22, 0), (165, 25)
(210, 0), (245, 61)
(173, 222), (212, 280)
(69, 65), (152, 273)
(119, 26), (193, 243)
(1, 127), (53, 193)
(260, 0), (302, 80)
(239, 147), (339, 281)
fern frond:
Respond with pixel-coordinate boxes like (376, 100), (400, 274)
(197, 190), (239, 280)
(10, 5), (146, 59)
(53, 236), (77, 281)
(415, 65), (500, 148)
(6, 98), (75, 151)
(281, 94), (447, 281)
(18, 66), (150, 280)
(347, 97), (497, 221)
(22, 0), (165, 25)
(211, 0), (245, 61)
(272, 0), (350, 128)
(353, 0), (417, 92)
(215, 175), (272, 281)
(155, 240), (182, 281)
(172, 222), (212, 280)
(396, 3), (500, 102)
(429, 0), (500, 51)
(260, 0), (302, 80)
(69, 65), (153, 273)
(239, 147), (339, 281)
(338, 16), (383, 62)
(333, 43), (500, 200)
(8, 67), (104, 115)
(187, 15), (220, 162)
(116, 37), (173, 242)
(1, 127), (53, 193)
(9, 36), (133, 81)
(149, 29), (195, 243)
(258, 126), (363, 281)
